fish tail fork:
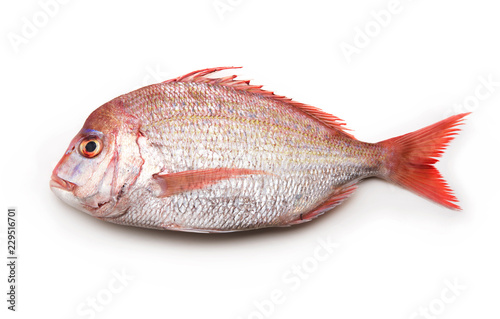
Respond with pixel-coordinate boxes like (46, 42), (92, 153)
(377, 113), (471, 210)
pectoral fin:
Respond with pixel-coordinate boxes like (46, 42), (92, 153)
(153, 168), (269, 198)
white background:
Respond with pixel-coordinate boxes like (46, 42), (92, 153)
(1, 0), (499, 318)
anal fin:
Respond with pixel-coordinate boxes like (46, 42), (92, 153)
(289, 185), (357, 225)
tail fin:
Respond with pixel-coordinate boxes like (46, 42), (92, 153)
(378, 113), (470, 210)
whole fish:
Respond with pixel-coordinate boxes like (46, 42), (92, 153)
(50, 67), (469, 233)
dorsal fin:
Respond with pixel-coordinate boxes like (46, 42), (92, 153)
(164, 67), (354, 138)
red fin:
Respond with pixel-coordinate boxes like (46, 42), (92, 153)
(289, 185), (357, 225)
(153, 168), (268, 197)
(379, 113), (470, 210)
(165, 67), (354, 138)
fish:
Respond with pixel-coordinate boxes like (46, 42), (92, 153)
(50, 67), (470, 233)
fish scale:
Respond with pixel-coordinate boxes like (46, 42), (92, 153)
(50, 67), (469, 232)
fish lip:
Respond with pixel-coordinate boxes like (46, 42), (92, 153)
(50, 174), (76, 192)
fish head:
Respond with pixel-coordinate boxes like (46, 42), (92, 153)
(50, 100), (143, 219)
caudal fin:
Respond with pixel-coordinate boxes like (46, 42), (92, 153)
(378, 113), (470, 210)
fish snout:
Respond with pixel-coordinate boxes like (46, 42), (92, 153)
(50, 174), (76, 192)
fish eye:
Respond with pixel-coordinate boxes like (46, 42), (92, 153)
(79, 136), (103, 158)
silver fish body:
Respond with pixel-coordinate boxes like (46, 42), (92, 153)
(50, 67), (467, 232)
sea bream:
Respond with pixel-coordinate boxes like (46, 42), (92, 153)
(50, 67), (469, 232)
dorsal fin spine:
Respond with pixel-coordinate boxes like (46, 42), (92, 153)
(164, 67), (354, 138)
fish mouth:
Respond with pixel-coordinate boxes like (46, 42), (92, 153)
(50, 174), (76, 192)
(83, 200), (111, 210)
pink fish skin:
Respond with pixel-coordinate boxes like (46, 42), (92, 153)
(50, 67), (469, 233)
